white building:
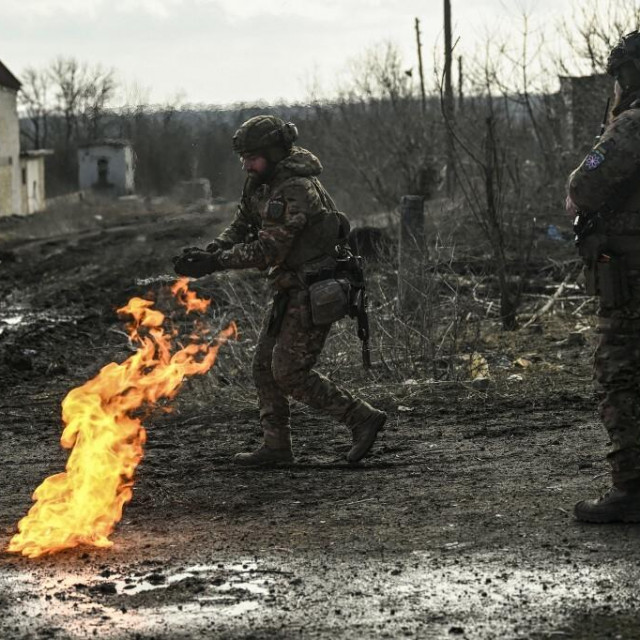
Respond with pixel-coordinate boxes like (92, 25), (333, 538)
(78, 140), (135, 197)
(0, 59), (51, 217)
(20, 149), (53, 215)
(0, 60), (22, 216)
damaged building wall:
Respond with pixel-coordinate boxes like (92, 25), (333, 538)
(0, 85), (21, 216)
(78, 141), (135, 197)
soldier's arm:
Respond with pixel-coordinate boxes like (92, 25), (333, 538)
(568, 111), (640, 214)
(217, 178), (322, 270)
(212, 203), (254, 250)
(208, 180), (258, 251)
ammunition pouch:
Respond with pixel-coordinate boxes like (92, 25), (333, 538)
(297, 248), (372, 366)
(298, 255), (350, 326)
(299, 253), (366, 327)
(308, 278), (350, 325)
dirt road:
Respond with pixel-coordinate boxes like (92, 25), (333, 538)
(1, 204), (638, 639)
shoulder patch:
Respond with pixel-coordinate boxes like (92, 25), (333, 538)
(266, 198), (285, 221)
(597, 138), (616, 154)
(583, 150), (606, 171)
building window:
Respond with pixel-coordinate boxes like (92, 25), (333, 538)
(21, 168), (26, 185)
(96, 157), (112, 189)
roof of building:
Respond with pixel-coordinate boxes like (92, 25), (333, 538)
(0, 60), (21, 91)
(20, 149), (54, 159)
(78, 138), (132, 149)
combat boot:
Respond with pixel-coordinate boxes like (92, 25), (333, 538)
(233, 427), (294, 466)
(574, 485), (640, 523)
(233, 444), (294, 466)
(345, 400), (387, 463)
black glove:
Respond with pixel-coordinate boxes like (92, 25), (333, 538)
(181, 246), (203, 255)
(205, 239), (224, 252)
(172, 249), (225, 278)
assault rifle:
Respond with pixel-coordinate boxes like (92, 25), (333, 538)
(338, 254), (371, 368)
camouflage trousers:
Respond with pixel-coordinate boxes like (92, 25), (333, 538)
(252, 291), (361, 447)
(595, 275), (640, 486)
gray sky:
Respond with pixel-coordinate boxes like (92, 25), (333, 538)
(2, 0), (572, 106)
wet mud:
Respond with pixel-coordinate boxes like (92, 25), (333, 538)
(1, 206), (639, 639)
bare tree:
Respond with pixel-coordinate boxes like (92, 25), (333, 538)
(558, 0), (640, 74)
(308, 43), (439, 213)
(18, 67), (50, 149)
(78, 65), (118, 140)
(440, 16), (552, 329)
(19, 57), (118, 193)
(49, 57), (116, 145)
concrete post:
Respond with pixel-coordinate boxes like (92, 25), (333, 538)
(398, 195), (425, 314)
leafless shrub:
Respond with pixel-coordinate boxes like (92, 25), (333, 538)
(558, 0), (640, 74)
(303, 43), (440, 215)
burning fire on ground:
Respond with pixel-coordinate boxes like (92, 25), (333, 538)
(8, 278), (237, 559)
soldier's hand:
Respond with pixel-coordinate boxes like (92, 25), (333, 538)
(172, 249), (226, 278)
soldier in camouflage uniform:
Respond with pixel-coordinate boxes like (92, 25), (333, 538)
(568, 31), (640, 522)
(174, 115), (386, 465)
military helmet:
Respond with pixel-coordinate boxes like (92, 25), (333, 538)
(232, 115), (298, 155)
(606, 30), (640, 78)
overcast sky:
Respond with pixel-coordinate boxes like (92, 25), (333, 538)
(2, 0), (580, 106)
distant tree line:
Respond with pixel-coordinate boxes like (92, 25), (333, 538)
(18, 51), (442, 209)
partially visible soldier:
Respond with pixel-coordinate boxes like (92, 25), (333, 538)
(173, 115), (386, 465)
(567, 31), (640, 522)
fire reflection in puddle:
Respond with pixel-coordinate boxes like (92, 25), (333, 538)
(0, 559), (272, 639)
(113, 562), (271, 597)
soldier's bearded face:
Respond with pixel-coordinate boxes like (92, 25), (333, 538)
(241, 154), (269, 178)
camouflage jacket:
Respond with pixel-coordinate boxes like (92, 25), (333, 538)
(213, 147), (342, 273)
(568, 100), (640, 218)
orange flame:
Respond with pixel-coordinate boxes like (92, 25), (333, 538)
(8, 282), (237, 559)
(171, 277), (211, 313)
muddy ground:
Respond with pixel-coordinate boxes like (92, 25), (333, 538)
(1, 201), (640, 639)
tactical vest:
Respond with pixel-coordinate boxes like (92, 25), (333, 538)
(281, 177), (350, 271)
(241, 172), (350, 275)
(597, 103), (640, 266)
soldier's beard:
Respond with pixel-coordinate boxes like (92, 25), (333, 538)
(246, 164), (276, 184)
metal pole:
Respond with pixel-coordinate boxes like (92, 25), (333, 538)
(444, 0), (455, 197)
(415, 17), (427, 115)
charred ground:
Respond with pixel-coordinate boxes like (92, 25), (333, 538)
(1, 201), (640, 639)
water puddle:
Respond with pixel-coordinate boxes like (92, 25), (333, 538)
(3, 551), (637, 639)
(111, 561), (270, 597)
(0, 558), (274, 639)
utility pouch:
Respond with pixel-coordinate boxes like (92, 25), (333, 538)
(596, 256), (631, 309)
(308, 279), (350, 326)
